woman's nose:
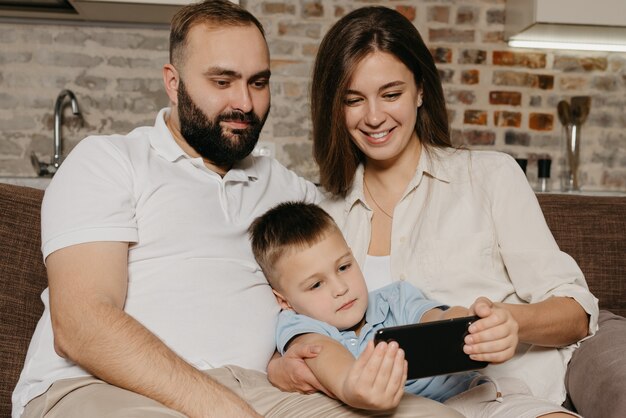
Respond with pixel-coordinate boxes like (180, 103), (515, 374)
(364, 101), (385, 127)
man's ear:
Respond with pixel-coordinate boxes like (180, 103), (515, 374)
(163, 63), (180, 105)
(272, 289), (293, 311)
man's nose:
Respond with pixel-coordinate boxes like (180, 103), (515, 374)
(231, 84), (253, 114)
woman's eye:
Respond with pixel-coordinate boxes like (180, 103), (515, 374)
(383, 92), (401, 100)
(344, 97), (362, 106)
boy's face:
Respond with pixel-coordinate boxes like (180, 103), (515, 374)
(272, 229), (369, 332)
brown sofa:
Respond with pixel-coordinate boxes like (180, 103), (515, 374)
(1, 182), (625, 417)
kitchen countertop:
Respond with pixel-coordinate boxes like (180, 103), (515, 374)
(0, 177), (51, 189)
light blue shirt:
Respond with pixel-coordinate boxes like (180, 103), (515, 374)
(276, 281), (478, 402)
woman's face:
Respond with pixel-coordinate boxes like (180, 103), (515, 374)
(343, 51), (423, 167)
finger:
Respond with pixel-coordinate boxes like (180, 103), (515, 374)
(469, 296), (492, 316)
(389, 359), (408, 406)
(466, 347), (516, 364)
(371, 342), (401, 391)
(467, 310), (509, 335)
(357, 340), (390, 386)
(385, 348), (407, 396)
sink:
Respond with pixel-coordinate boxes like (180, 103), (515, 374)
(0, 177), (51, 189)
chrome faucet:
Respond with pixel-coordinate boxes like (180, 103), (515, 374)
(31, 89), (81, 176)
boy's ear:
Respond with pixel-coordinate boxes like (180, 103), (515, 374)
(272, 289), (293, 311)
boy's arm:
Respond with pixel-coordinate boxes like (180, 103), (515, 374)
(289, 333), (407, 411)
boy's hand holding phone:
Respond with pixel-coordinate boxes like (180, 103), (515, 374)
(463, 296), (519, 364)
(340, 340), (407, 411)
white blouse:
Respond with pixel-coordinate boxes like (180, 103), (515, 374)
(322, 147), (599, 404)
(362, 255), (393, 291)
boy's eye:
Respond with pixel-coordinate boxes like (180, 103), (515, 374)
(309, 281), (321, 290)
(338, 263), (351, 272)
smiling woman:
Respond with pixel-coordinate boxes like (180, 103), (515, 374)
(300, 5), (624, 418)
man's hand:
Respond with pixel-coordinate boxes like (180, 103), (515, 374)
(340, 341), (407, 411)
(267, 342), (327, 395)
(464, 296), (519, 363)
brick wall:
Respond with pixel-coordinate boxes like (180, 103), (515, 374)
(1, 0), (625, 191)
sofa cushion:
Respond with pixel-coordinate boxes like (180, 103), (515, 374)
(537, 194), (626, 318)
(0, 183), (47, 418)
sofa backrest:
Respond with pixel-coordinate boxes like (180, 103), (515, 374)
(537, 193), (626, 318)
(0, 183), (47, 417)
(0, 183), (624, 418)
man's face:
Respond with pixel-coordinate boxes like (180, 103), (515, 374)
(173, 24), (271, 168)
(177, 78), (268, 167)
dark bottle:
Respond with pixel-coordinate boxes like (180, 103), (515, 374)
(536, 158), (552, 192)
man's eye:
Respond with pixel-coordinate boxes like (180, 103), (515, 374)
(252, 80), (269, 89)
(213, 79), (230, 88)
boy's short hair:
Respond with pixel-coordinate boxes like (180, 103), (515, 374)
(249, 201), (339, 288)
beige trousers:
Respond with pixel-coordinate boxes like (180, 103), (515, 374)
(22, 365), (463, 418)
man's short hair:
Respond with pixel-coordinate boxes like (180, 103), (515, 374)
(169, 0), (265, 68)
(249, 202), (338, 287)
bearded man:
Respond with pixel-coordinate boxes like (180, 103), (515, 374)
(12, 1), (464, 418)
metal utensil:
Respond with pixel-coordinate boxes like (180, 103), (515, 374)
(557, 100), (576, 191)
(569, 96), (592, 191)
(557, 100), (571, 127)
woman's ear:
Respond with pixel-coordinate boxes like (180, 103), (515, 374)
(417, 91), (424, 108)
(272, 289), (293, 311)
(163, 63), (180, 105)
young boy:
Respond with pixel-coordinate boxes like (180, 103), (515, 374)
(249, 201), (579, 418)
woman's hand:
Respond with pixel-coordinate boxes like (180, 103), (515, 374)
(340, 340), (407, 410)
(266, 342), (328, 395)
(464, 296), (519, 364)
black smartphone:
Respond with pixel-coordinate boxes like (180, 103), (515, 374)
(374, 315), (488, 379)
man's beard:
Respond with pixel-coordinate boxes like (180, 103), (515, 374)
(177, 79), (268, 167)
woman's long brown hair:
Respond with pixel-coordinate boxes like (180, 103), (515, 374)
(311, 6), (451, 196)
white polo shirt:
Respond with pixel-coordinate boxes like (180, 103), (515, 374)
(12, 108), (321, 418)
(322, 148), (599, 404)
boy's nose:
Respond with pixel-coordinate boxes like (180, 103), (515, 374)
(333, 279), (349, 297)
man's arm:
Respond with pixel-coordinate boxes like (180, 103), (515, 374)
(285, 333), (407, 411)
(47, 241), (260, 418)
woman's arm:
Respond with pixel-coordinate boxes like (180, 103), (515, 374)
(283, 333), (407, 411)
(498, 297), (588, 347)
(487, 154), (597, 346)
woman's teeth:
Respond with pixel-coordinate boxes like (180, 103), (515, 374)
(369, 131), (389, 139)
